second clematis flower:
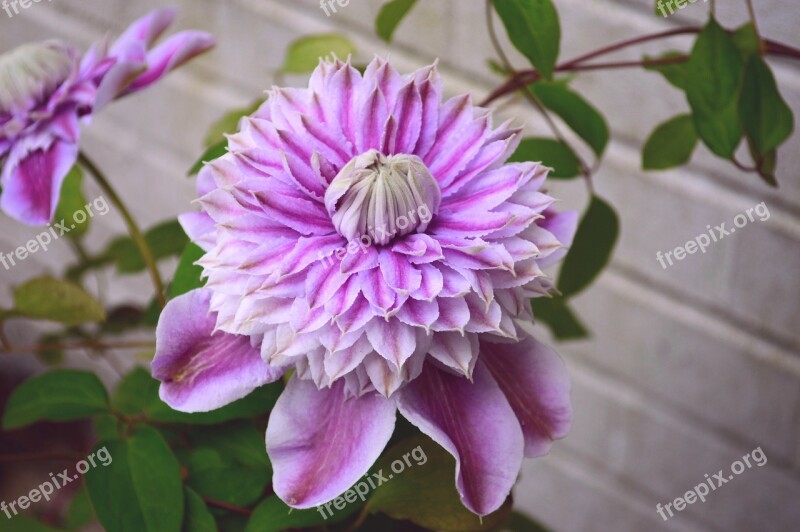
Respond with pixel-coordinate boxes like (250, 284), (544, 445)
(0, 8), (214, 225)
(153, 57), (577, 516)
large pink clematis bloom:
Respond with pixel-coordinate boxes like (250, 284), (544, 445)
(0, 8), (214, 225)
(153, 57), (576, 516)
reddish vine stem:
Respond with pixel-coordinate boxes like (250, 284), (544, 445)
(202, 498), (253, 516)
(481, 31), (800, 106)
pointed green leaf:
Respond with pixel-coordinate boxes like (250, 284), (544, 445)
(531, 296), (589, 340)
(283, 34), (356, 74)
(183, 488), (217, 532)
(739, 55), (794, 155)
(13, 276), (104, 325)
(54, 165), (90, 238)
(731, 22), (761, 59)
(86, 427), (184, 532)
(509, 137), (580, 178)
(642, 114), (698, 170)
(557, 196), (619, 298)
(170, 243), (206, 298)
(492, 0), (560, 79)
(644, 51), (689, 90)
(246, 495), (357, 532)
(530, 82), (609, 157)
(203, 100), (263, 147)
(685, 18), (744, 158)
(189, 139), (227, 176)
(3, 370), (109, 429)
(376, 0), (418, 42)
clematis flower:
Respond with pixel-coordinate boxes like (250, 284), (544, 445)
(153, 57), (576, 516)
(0, 8), (214, 225)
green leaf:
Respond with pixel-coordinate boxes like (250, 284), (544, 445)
(185, 448), (268, 507)
(376, 0), (418, 42)
(531, 296), (588, 340)
(246, 495), (356, 532)
(183, 488), (217, 532)
(492, 0), (560, 79)
(3, 516), (62, 532)
(36, 333), (64, 366)
(747, 137), (778, 187)
(3, 370), (109, 429)
(109, 220), (189, 274)
(54, 165), (90, 239)
(86, 427), (184, 532)
(65, 486), (95, 530)
(204, 101), (263, 147)
(530, 81), (609, 157)
(170, 243), (206, 298)
(12, 276), (104, 325)
(731, 22), (761, 59)
(189, 139), (227, 176)
(739, 55), (794, 155)
(509, 137), (580, 178)
(367, 435), (512, 530)
(685, 18), (744, 158)
(504, 510), (552, 531)
(188, 421), (271, 471)
(557, 196), (619, 298)
(642, 114), (698, 170)
(644, 51), (689, 90)
(113, 367), (283, 425)
(282, 34), (356, 74)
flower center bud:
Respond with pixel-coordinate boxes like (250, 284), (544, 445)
(0, 41), (74, 114)
(325, 150), (441, 246)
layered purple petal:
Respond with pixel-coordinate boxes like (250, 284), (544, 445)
(396, 363), (524, 515)
(267, 377), (396, 508)
(151, 289), (283, 412)
(480, 333), (572, 457)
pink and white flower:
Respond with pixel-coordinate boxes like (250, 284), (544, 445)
(153, 57), (576, 516)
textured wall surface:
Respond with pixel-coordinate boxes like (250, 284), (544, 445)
(1, 1), (799, 530)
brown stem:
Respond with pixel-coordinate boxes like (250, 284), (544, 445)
(0, 339), (155, 355)
(559, 27), (700, 70)
(202, 498), (253, 516)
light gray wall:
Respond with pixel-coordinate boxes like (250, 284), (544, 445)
(1, 1), (799, 530)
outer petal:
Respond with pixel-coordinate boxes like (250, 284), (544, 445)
(1, 139), (77, 225)
(151, 289), (283, 412)
(267, 377), (396, 508)
(480, 333), (572, 457)
(396, 363), (524, 515)
(125, 31), (216, 93)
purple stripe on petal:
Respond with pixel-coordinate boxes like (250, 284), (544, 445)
(396, 362), (523, 516)
(1, 139), (77, 225)
(152, 289), (283, 412)
(267, 377), (396, 508)
(366, 318), (417, 369)
(379, 249), (422, 295)
(481, 333), (572, 457)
